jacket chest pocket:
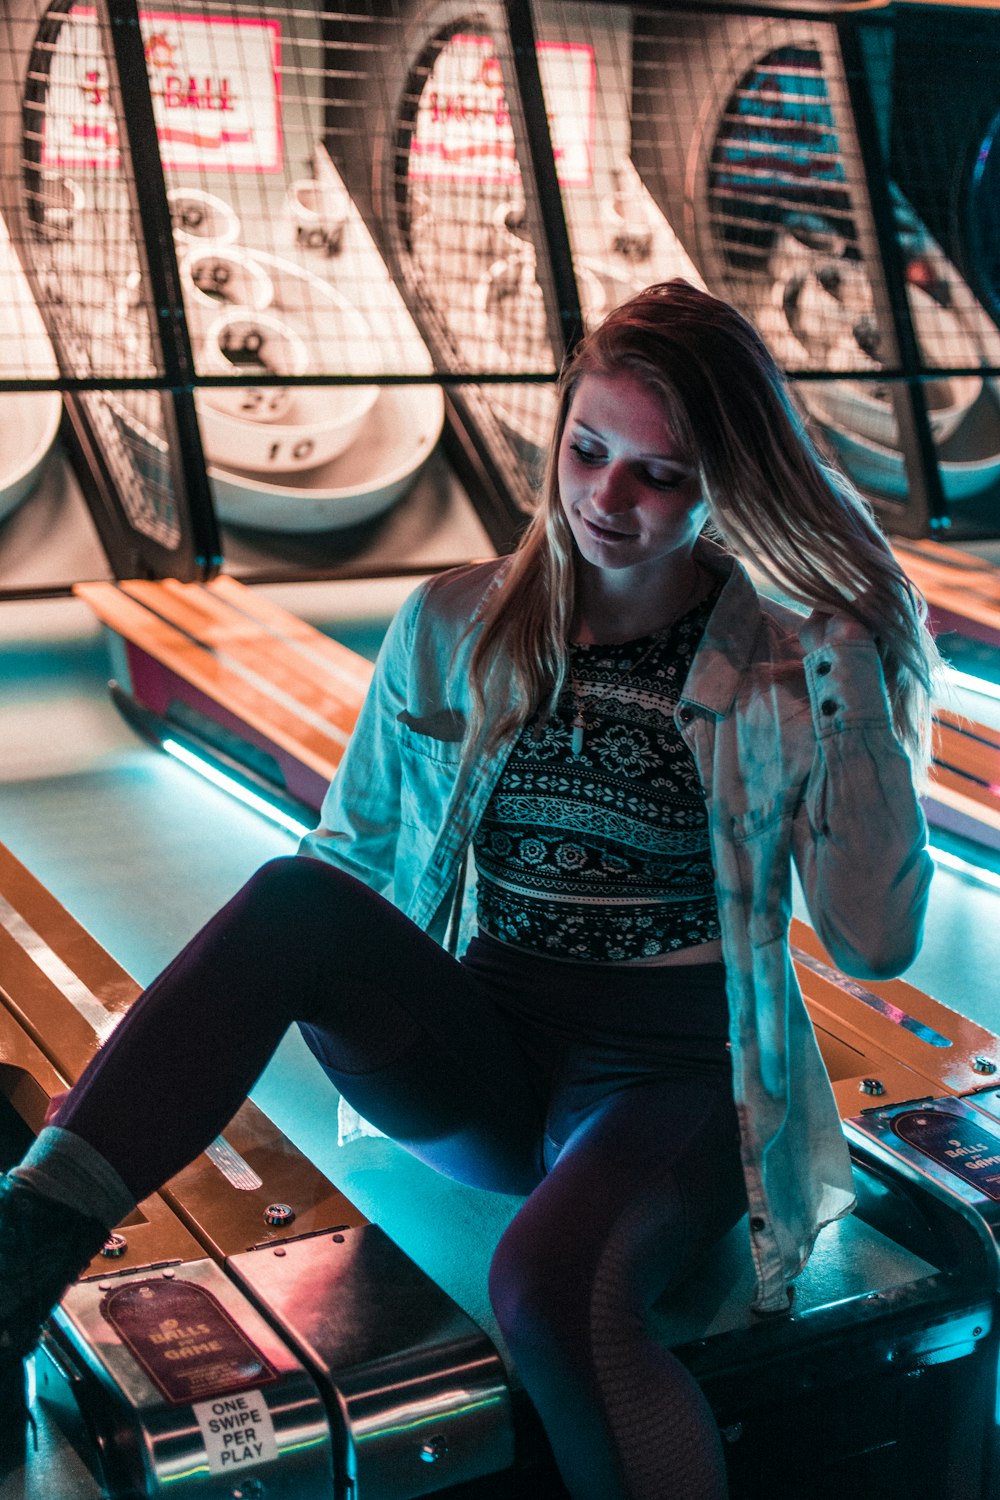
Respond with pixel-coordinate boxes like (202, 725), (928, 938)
(396, 718), (465, 832)
(730, 795), (797, 949)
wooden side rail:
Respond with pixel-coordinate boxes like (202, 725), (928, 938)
(792, 916), (1000, 1115)
(74, 576), (374, 814)
(930, 711), (1000, 852)
(894, 537), (1000, 651)
(0, 840), (365, 1280)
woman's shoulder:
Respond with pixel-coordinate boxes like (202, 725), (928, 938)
(408, 556), (511, 631)
(706, 549), (807, 662)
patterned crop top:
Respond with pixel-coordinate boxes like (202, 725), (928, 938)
(473, 590), (722, 963)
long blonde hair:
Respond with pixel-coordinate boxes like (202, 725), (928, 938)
(468, 279), (942, 776)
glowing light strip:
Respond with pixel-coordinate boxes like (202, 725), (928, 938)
(161, 739), (310, 839)
(930, 842), (1000, 894)
(943, 666), (1000, 706)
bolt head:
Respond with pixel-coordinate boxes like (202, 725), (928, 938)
(419, 1435), (448, 1463)
(263, 1203), (295, 1228)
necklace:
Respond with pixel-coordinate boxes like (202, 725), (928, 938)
(568, 632), (665, 755)
(567, 566), (714, 754)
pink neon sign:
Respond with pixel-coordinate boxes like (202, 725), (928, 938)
(42, 8), (282, 173)
(410, 35), (596, 187)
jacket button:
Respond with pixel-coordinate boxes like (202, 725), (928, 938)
(816, 660), (831, 676)
(750, 1216), (766, 1232)
(678, 707), (694, 724)
(820, 698), (838, 716)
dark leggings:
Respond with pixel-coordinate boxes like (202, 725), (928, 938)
(54, 856), (747, 1500)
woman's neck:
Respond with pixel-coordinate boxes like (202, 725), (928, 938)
(572, 557), (709, 645)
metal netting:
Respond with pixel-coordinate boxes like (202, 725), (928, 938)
(0, 0), (999, 559)
(0, 2), (185, 552)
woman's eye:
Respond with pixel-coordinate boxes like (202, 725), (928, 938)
(569, 442), (603, 465)
(644, 469), (685, 490)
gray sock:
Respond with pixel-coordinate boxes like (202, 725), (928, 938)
(11, 1127), (135, 1230)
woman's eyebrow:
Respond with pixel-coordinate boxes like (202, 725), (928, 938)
(570, 419), (691, 467)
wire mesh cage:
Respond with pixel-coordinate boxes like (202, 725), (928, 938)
(625, 5), (1000, 535)
(0, 0), (998, 584)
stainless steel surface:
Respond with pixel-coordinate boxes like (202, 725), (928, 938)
(229, 1224), (514, 1499)
(47, 1257), (334, 1499)
(848, 1095), (1000, 1270)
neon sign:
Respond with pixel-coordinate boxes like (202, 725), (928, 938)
(42, 8), (282, 173)
(411, 35), (595, 187)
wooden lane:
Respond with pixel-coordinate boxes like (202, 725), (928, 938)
(0, 838), (365, 1275)
(792, 916), (1000, 1113)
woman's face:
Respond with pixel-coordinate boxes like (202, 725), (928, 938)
(557, 370), (708, 578)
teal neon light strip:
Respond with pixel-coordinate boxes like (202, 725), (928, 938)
(161, 739), (310, 840)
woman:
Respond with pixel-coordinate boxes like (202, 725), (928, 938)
(0, 281), (937, 1498)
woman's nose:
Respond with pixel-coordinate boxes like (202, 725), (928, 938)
(590, 463), (633, 514)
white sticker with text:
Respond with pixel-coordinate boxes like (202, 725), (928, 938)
(192, 1390), (278, 1474)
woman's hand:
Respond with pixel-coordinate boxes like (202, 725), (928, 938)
(44, 1090), (68, 1125)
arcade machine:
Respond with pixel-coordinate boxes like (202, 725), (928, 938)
(2, 3), (1000, 1498)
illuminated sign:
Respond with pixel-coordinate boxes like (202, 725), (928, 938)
(42, 8), (282, 173)
(411, 34), (595, 187)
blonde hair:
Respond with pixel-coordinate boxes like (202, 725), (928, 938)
(468, 279), (942, 776)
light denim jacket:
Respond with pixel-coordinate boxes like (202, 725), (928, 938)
(299, 541), (932, 1312)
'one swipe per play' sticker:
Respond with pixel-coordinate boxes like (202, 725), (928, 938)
(192, 1390), (279, 1474)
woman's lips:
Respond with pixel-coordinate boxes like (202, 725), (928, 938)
(582, 516), (635, 542)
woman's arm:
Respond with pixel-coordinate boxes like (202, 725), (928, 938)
(297, 584), (423, 893)
(791, 612), (934, 980)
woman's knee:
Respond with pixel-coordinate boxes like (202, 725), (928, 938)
(242, 854), (337, 904)
(489, 1206), (589, 1352)
(236, 856), (370, 935)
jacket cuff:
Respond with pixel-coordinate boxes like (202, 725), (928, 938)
(804, 640), (890, 736)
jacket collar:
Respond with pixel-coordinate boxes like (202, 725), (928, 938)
(680, 540), (766, 718)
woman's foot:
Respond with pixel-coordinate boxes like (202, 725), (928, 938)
(0, 1173), (109, 1472)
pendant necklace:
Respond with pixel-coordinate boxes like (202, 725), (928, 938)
(569, 632), (665, 756)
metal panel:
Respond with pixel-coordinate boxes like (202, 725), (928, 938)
(229, 1223), (514, 1498)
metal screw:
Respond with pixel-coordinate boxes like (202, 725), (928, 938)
(419, 1435), (448, 1464)
(263, 1203), (295, 1228)
(972, 1057), (997, 1076)
(231, 1480), (266, 1500)
(101, 1232), (128, 1258)
(721, 1423), (743, 1443)
(860, 1078), (885, 1096)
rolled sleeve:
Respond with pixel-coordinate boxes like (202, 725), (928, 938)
(793, 639), (933, 979)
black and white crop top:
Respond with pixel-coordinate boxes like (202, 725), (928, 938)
(473, 590), (721, 963)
